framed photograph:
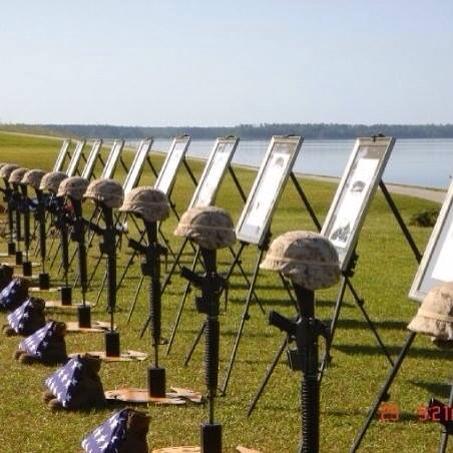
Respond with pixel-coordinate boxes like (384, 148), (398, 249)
(236, 135), (303, 246)
(321, 136), (395, 271)
(102, 139), (125, 179)
(154, 135), (191, 196)
(189, 136), (239, 208)
(66, 140), (86, 177)
(123, 138), (154, 194)
(81, 139), (103, 179)
(53, 139), (71, 173)
(409, 180), (453, 302)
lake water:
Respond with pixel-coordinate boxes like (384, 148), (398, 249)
(137, 138), (453, 189)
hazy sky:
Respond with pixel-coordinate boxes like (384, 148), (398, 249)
(1, 0), (452, 126)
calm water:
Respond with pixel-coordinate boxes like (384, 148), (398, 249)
(141, 138), (453, 189)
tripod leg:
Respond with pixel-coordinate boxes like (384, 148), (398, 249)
(158, 225), (177, 263)
(350, 332), (416, 452)
(161, 237), (189, 294)
(228, 245), (265, 314)
(49, 242), (62, 270)
(184, 320), (206, 367)
(247, 336), (288, 417)
(279, 272), (296, 305)
(348, 277), (394, 367)
(438, 384), (453, 453)
(220, 249), (265, 396)
(126, 275), (144, 323)
(318, 275), (348, 381)
(117, 247), (138, 289)
(87, 253), (103, 287)
(93, 271), (107, 308)
(164, 247), (202, 353)
(47, 234), (57, 260)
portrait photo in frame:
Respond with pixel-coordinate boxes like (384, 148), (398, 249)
(123, 138), (153, 194)
(53, 139), (71, 173)
(321, 136), (395, 271)
(188, 136), (239, 208)
(81, 139), (103, 179)
(235, 135), (303, 246)
(66, 140), (86, 177)
(102, 140), (125, 180)
(409, 179), (453, 302)
(154, 135), (191, 196)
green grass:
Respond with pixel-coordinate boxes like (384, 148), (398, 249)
(0, 130), (449, 452)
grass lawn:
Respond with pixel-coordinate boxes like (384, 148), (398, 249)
(0, 130), (449, 452)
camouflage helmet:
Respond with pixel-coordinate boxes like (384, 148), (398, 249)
(260, 231), (340, 290)
(57, 176), (89, 201)
(174, 206), (236, 250)
(0, 164), (20, 180)
(119, 186), (170, 223)
(9, 167), (29, 185)
(22, 169), (47, 190)
(408, 282), (453, 348)
(40, 171), (68, 194)
(84, 178), (124, 209)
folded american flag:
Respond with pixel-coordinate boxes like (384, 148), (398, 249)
(7, 299), (31, 333)
(0, 279), (25, 311)
(81, 409), (129, 453)
(19, 321), (56, 358)
(45, 356), (83, 408)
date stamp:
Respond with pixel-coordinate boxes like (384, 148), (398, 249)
(377, 402), (453, 423)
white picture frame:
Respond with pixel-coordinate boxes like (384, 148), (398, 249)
(81, 139), (103, 180)
(235, 135), (303, 246)
(154, 135), (191, 196)
(122, 138), (153, 194)
(409, 179), (453, 302)
(321, 136), (395, 271)
(66, 140), (86, 177)
(53, 139), (71, 173)
(102, 140), (125, 180)
(188, 136), (239, 209)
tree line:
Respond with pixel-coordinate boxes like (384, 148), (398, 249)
(2, 123), (453, 139)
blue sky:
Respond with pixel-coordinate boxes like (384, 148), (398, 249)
(0, 0), (452, 126)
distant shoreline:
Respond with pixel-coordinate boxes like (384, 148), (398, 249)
(2, 123), (453, 140)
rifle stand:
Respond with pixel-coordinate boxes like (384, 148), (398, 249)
(1, 182), (16, 255)
(182, 247), (226, 451)
(269, 285), (328, 453)
(106, 212), (201, 405)
(100, 205), (120, 356)
(36, 189), (50, 289)
(19, 184), (34, 277)
(71, 198), (92, 328)
(158, 164), (247, 300)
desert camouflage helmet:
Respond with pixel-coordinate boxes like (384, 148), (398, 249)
(0, 164), (20, 180)
(260, 231), (340, 290)
(408, 282), (453, 348)
(119, 186), (170, 223)
(40, 171), (68, 194)
(174, 206), (236, 250)
(84, 178), (124, 209)
(9, 167), (29, 185)
(22, 169), (47, 190)
(57, 176), (89, 201)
